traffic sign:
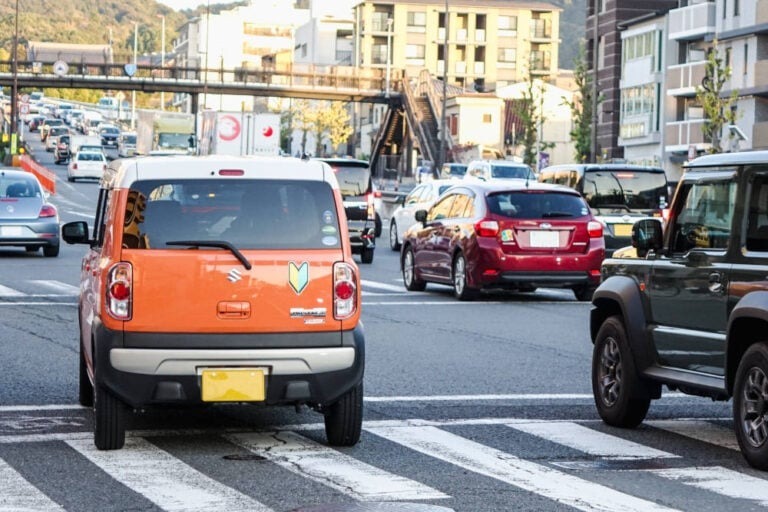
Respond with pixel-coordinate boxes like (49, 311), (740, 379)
(53, 60), (69, 76)
(21, 94), (29, 103)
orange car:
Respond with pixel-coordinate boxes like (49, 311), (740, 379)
(62, 155), (364, 450)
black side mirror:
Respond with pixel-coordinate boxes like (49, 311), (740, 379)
(632, 219), (663, 258)
(62, 221), (90, 245)
(415, 209), (428, 224)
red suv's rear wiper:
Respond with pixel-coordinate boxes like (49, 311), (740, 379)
(165, 240), (252, 270)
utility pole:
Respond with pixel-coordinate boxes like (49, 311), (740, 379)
(159, 14), (165, 111)
(10, 0), (20, 155)
(131, 22), (138, 130)
(589, 6), (599, 163)
(439, 0), (449, 169)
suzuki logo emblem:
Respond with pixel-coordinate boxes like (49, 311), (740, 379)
(227, 268), (242, 283)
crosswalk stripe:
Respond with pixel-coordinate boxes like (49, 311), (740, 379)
(66, 437), (273, 512)
(361, 279), (406, 292)
(226, 431), (448, 501)
(507, 421), (678, 459)
(0, 284), (24, 297)
(645, 466), (768, 506)
(647, 420), (740, 451)
(30, 280), (80, 294)
(366, 425), (681, 512)
(0, 458), (66, 512)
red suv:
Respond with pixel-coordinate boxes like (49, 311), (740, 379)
(400, 181), (605, 300)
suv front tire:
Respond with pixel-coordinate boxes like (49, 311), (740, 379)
(734, 342), (768, 470)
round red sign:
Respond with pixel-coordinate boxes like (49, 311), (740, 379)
(218, 115), (241, 142)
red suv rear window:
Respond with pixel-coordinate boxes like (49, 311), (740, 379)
(487, 191), (589, 219)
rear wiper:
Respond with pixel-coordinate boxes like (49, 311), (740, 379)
(165, 240), (252, 270)
(594, 204), (631, 212)
(541, 212), (574, 218)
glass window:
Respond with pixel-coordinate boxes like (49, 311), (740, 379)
(498, 15), (517, 31)
(583, 170), (668, 214)
(487, 191), (588, 219)
(746, 173), (768, 251)
(428, 194), (456, 221)
(671, 179), (736, 252)
(122, 179), (340, 250)
(406, 45), (426, 59)
(407, 11), (426, 27)
(499, 48), (516, 63)
(405, 185), (426, 205)
(490, 164), (535, 180)
(448, 193), (472, 218)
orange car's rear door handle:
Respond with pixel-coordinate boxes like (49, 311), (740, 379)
(217, 301), (251, 319)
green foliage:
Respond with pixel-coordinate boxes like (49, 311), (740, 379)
(695, 39), (739, 154)
(562, 41), (593, 163)
(513, 73), (553, 168)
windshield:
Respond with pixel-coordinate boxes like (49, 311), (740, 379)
(491, 165), (535, 180)
(329, 163), (371, 197)
(584, 170), (668, 213)
(123, 135), (137, 144)
(158, 133), (193, 149)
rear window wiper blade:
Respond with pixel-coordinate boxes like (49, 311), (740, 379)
(165, 240), (252, 270)
(541, 212), (574, 218)
(593, 204), (631, 212)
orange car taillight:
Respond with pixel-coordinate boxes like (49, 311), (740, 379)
(588, 221), (603, 238)
(106, 262), (132, 320)
(474, 219), (499, 237)
(333, 262), (357, 320)
(39, 204), (57, 218)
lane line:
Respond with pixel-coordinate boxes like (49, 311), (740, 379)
(645, 466), (768, 506)
(30, 280), (80, 294)
(507, 421), (678, 459)
(66, 437), (273, 512)
(0, 458), (66, 512)
(361, 279), (406, 292)
(366, 425), (680, 512)
(647, 420), (740, 451)
(227, 431), (448, 501)
(0, 285), (24, 297)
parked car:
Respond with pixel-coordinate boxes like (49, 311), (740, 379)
(54, 134), (71, 164)
(464, 160), (536, 182)
(591, 150), (768, 470)
(539, 163), (669, 256)
(46, 126), (70, 152)
(389, 179), (456, 250)
(315, 157), (377, 264)
(0, 168), (60, 257)
(400, 180), (605, 300)
(99, 124), (120, 147)
(67, 150), (107, 182)
(61, 155), (364, 450)
(117, 132), (137, 158)
(440, 162), (468, 179)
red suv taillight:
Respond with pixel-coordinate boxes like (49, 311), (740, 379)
(587, 221), (603, 238)
(39, 204), (57, 218)
(107, 262), (132, 320)
(333, 262), (357, 320)
(474, 219), (500, 237)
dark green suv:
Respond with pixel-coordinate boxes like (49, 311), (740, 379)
(591, 151), (768, 470)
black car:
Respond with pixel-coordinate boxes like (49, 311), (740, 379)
(591, 150), (768, 470)
(316, 158), (376, 264)
(54, 134), (71, 164)
(99, 125), (120, 147)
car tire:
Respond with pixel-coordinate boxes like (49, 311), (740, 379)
(324, 382), (363, 447)
(452, 253), (479, 301)
(592, 315), (651, 428)
(733, 342), (768, 470)
(93, 382), (127, 450)
(402, 246), (426, 291)
(573, 285), (596, 302)
(67, 176), (75, 183)
(43, 244), (59, 257)
(360, 247), (374, 264)
(389, 220), (400, 251)
(375, 213), (382, 238)
(79, 344), (94, 407)
(25, 245), (38, 253)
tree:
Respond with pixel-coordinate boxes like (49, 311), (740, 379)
(512, 74), (553, 169)
(696, 39), (739, 153)
(321, 101), (353, 156)
(562, 41), (593, 163)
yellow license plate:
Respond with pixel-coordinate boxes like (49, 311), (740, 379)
(613, 224), (633, 237)
(201, 368), (265, 402)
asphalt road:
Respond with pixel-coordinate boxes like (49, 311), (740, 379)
(0, 130), (757, 512)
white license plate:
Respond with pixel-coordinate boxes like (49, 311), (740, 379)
(529, 230), (559, 248)
(0, 226), (23, 237)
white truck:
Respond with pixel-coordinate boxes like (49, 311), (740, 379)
(136, 110), (196, 155)
(198, 110), (281, 156)
(70, 134), (102, 155)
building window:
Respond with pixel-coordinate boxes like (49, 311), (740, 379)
(483, 114), (492, 123)
(598, 36), (606, 69)
(744, 43), (749, 75)
(406, 44), (426, 59)
(498, 15), (517, 34)
(407, 11), (426, 27)
(725, 47), (732, 68)
(371, 44), (387, 65)
(735, 0), (740, 16)
(723, 0), (727, 19)
(499, 48), (516, 63)
(622, 31), (656, 64)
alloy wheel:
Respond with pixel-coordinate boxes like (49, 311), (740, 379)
(741, 366), (768, 448)
(454, 256), (466, 295)
(598, 337), (622, 407)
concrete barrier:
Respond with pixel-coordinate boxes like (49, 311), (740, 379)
(17, 155), (56, 195)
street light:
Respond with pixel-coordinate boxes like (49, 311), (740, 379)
(131, 22), (138, 130)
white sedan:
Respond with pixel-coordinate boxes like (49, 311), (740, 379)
(67, 151), (107, 182)
(388, 179), (457, 251)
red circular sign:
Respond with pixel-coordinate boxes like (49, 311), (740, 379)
(218, 115), (241, 142)
(262, 126), (274, 138)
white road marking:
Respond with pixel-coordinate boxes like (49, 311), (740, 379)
(0, 458), (66, 511)
(507, 421), (678, 459)
(364, 392), (689, 402)
(647, 420), (740, 451)
(0, 284), (24, 297)
(0, 302), (77, 306)
(66, 437), (273, 512)
(361, 279), (406, 292)
(30, 280), (79, 294)
(227, 431), (448, 501)
(0, 404), (86, 412)
(645, 466), (768, 506)
(366, 425), (680, 512)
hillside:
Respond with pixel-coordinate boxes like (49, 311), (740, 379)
(0, 0), (586, 68)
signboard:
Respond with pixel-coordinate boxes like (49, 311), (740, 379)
(53, 60), (69, 76)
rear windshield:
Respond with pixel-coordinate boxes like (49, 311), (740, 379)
(491, 165), (536, 180)
(0, 176), (42, 198)
(122, 179), (341, 250)
(487, 191), (589, 219)
(442, 164), (467, 178)
(584, 170), (668, 213)
(327, 162), (371, 197)
(122, 135), (137, 144)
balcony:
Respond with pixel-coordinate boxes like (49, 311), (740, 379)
(666, 61), (706, 96)
(529, 20), (551, 41)
(668, 1), (715, 41)
(665, 119), (706, 151)
(475, 29), (486, 43)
